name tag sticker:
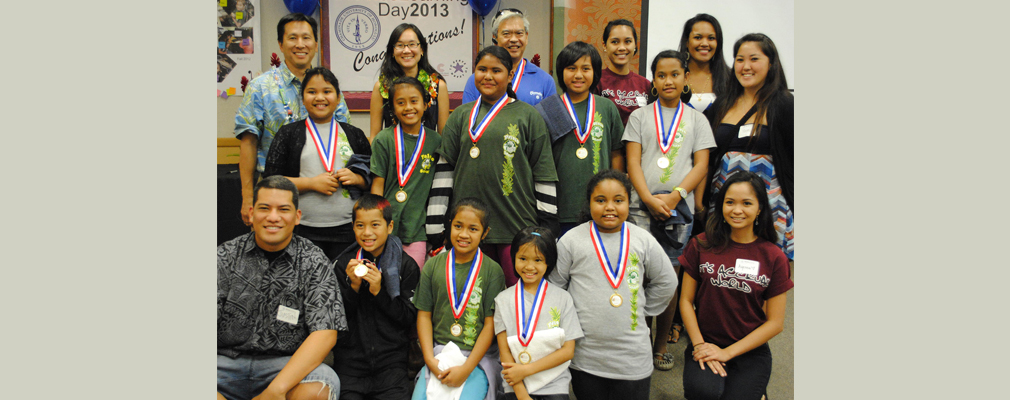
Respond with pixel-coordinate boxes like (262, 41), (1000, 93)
(276, 305), (299, 325)
(737, 124), (753, 138)
(735, 259), (760, 276)
(635, 96), (647, 107)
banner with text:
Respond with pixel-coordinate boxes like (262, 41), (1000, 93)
(328, 0), (474, 91)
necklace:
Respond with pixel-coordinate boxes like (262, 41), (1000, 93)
(688, 72), (712, 93)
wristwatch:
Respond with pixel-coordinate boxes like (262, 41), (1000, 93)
(674, 186), (688, 199)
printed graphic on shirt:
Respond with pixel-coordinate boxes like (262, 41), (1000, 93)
(462, 276), (484, 346)
(591, 113), (604, 174)
(658, 123), (687, 184)
(420, 154), (434, 174)
(548, 306), (561, 329)
(700, 262), (770, 294)
(628, 251), (641, 331)
(501, 124), (520, 196)
(601, 88), (650, 108)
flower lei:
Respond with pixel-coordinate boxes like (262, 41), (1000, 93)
(379, 70), (439, 108)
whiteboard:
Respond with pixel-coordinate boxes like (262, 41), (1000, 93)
(645, 0), (795, 90)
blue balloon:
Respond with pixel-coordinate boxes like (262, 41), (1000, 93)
(469, 0), (498, 17)
(284, 0), (317, 16)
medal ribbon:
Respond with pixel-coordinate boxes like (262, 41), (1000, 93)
(306, 114), (339, 172)
(515, 279), (548, 347)
(653, 101), (684, 155)
(561, 93), (595, 145)
(589, 221), (630, 289)
(445, 248), (483, 319)
(510, 58), (527, 92)
(468, 94), (509, 146)
(394, 124), (426, 188)
(355, 248), (379, 271)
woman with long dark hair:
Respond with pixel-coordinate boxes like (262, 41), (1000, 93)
(369, 23), (450, 140)
(678, 171), (792, 400)
(678, 14), (732, 114)
(703, 33), (794, 260)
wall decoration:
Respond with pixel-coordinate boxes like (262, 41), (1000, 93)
(217, 0), (261, 95)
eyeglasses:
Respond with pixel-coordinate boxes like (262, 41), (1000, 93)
(394, 42), (420, 51)
(499, 30), (526, 39)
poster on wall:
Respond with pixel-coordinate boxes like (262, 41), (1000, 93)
(326, 0), (473, 91)
(217, 0), (262, 95)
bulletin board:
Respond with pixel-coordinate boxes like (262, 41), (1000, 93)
(217, 0), (262, 96)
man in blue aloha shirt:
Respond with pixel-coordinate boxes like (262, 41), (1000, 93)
(234, 13), (351, 226)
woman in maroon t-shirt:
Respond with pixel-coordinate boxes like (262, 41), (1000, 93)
(677, 171), (793, 399)
(595, 19), (651, 126)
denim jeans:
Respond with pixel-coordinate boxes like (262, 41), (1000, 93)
(629, 207), (692, 268)
(217, 354), (340, 400)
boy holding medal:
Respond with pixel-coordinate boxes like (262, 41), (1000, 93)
(331, 194), (420, 400)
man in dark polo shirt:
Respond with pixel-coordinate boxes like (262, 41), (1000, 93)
(217, 176), (348, 400)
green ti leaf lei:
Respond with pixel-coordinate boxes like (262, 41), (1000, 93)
(337, 128), (352, 198)
(658, 125), (686, 184)
(501, 124), (519, 196)
(462, 276), (484, 347)
(378, 70), (438, 108)
(629, 252), (641, 331)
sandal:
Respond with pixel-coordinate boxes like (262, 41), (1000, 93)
(668, 324), (682, 344)
(653, 352), (674, 371)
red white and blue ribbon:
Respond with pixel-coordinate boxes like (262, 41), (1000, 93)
(510, 58), (527, 92)
(394, 124), (425, 188)
(306, 114), (339, 172)
(589, 221), (630, 290)
(515, 279), (548, 347)
(446, 248), (483, 319)
(653, 101), (684, 155)
(468, 94), (509, 146)
(355, 248), (380, 271)
(561, 93), (595, 145)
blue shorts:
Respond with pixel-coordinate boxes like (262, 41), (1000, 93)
(217, 354), (340, 400)
(411, 365), (489, 400)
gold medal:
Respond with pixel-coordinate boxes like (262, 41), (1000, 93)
(610, 293), (623, 307)
(470, 146), (480, 159)
(518, 350), (532, 364)
(395, 189), (407, 203)
(353, 264), (368, 277)
(576, 146), (588, 159)
(657, 157), (670, 169)
(450, 322), (463, 337)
